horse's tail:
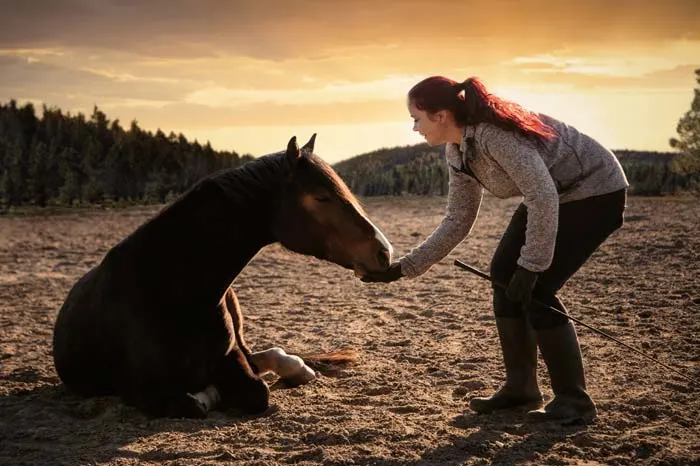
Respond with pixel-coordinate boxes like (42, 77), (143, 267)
(300, 348), (359, 376)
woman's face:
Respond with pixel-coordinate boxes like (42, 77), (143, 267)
(408, 101), (449, 146)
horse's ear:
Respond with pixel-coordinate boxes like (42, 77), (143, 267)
(301, 133), (316, 154)
(286, 135), (301, 169)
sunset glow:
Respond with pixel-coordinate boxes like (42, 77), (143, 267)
(1, 0), (698, 163)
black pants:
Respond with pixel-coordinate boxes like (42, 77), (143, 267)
(490, 189), (627, 330)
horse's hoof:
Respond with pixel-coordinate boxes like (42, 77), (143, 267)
(282, 365), (317, 387)
(192, 385), (220, 412)
(167, 393), (208, 419)
(276, 354), (305, 376)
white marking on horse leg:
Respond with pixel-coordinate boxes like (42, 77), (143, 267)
(191, 384), (220, 412)
(276, 353), (306, 378)
(249, 348), (286, 375)
(274, 350), (316, 385)
(279, 354), (316, 385)
(250, 347), (316, 385)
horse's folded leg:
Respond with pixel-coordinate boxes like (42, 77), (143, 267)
(279, 356), (317, 387)
(250, 347), (317, 385)
(176, 393), (210, 419)
(281, 370), (316, 388)
(216, 349), (270, 414)
(191, 384), (221, 412)
(124, 388), (209, 419)
(273, 351), (317, 386)
(221, 376), (270, 414)
(248, 348), (285, 376)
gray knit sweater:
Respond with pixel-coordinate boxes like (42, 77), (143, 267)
(399, 115), (629, 278)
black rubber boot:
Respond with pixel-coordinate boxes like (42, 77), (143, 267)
(469, 317), (543, 414)
(527, 322), (597, 424)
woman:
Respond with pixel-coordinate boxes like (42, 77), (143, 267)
(362, 76), (628, 424)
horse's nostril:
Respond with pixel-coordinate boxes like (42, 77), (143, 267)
(377, 248), (391, 269)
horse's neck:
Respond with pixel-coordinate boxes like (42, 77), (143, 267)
(128, 161), (287, 301)
(178, 172), (282, 280)
(184, 156), (287, 259)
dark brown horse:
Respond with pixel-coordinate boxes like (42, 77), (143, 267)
(52, 135), (392, 418)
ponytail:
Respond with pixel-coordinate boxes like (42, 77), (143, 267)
(409, 76), (556, 144)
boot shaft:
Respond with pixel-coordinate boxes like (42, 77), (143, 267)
(536, 322), (587, 395)
(528, 322), (596, 423)
(469, 317), (542, 414)
(496, 317), (539, 388)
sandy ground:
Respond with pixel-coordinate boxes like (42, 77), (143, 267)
(0, 195), (698, 465)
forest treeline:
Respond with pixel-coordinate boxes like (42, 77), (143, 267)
(0, 99), (697, 211)
(0, 100), (253, 209)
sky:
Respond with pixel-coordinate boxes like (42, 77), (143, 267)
(1, 0), (699, 164)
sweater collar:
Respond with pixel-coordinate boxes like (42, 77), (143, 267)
(459, 125), (477, 160)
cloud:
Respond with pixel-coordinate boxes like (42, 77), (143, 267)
(0, 53), (197, 103)
(2, 0), (697, 104)
(507, 54), (699, 91)
(1, 0), (698, 60)
(101, 99), (408, 132)
(1, 0), (697, 158)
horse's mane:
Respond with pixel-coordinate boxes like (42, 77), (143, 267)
(213, 153), (288, 206)
(212, 151), (365, 215)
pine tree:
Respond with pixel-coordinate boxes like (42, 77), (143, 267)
(28, 139), (50, 206)
(670, 68), (700, 174)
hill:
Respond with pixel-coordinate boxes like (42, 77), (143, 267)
(333, 144), (697, 196)
(333, 143), (447, 196)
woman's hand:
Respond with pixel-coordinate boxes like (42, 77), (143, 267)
(360, 262), (403, 283)
(506, 266), (538, 308)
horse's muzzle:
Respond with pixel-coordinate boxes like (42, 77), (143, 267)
(377, 246), (391, 270)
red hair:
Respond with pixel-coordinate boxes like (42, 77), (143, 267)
(408, 76), (556, 144)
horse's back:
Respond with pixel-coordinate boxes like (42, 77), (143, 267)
(53, 239), (142, 390)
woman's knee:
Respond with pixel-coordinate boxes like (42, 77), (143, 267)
(528, 294), (569, 329)
(493, 287), (526, 319)
(490, 252), (517, 289)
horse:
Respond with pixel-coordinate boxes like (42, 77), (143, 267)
(52, 134), (393, 418)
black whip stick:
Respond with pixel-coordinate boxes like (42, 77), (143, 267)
(454, 259), (699, 387)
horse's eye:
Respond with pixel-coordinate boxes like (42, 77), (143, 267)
(314, 195), (332, 203)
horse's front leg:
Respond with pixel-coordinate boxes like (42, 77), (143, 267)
(194, 290), (267, 414)
(222, 287), (316, 386)
(213, 348), (270, 414)
(222, 287), (258, 367)
(249, 348), (316, 387)
(123, 385), (212, 419)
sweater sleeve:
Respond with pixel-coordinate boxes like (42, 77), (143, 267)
(482, 126), (559, 272)
(399, 150), (483, 278)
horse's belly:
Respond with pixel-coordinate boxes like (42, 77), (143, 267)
(53, 266), (237, 396)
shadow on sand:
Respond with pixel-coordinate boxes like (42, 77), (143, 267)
(0, 370), (280, 466)
(416, 409), (589, 465)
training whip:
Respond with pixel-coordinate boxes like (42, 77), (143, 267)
(454, 259), (699, 387)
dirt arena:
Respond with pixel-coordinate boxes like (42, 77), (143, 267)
(1, 194), (698, 465)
